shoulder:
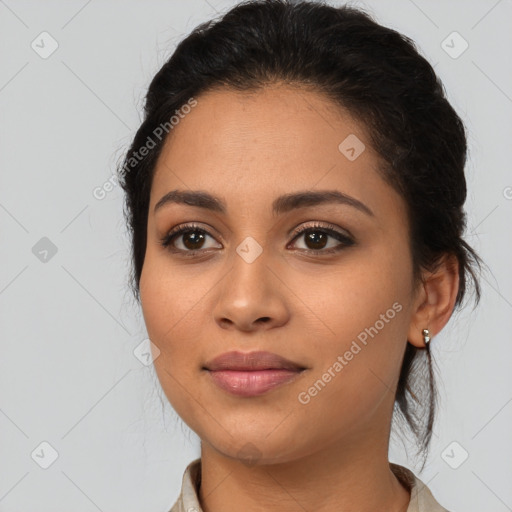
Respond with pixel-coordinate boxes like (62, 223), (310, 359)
(168, 458), (202, 512)
(390, 463), (453, 512)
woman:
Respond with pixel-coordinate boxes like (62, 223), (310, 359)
(118, 1), (482, 510)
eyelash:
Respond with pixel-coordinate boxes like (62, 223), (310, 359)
(159, 222), (355, 257)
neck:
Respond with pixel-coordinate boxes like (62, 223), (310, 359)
(198, 426), (411, 512)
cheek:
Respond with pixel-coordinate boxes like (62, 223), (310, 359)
(310, 241), (412, 342)
(303, 244), (413, 399)
(139, 258), (209, 422)
(138, 252), (221, 389)
(139, 251), (214, 348)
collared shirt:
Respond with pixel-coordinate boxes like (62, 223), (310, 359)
(169, 458), (451, 512)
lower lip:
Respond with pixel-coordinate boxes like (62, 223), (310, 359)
(207, 369), (303, 397)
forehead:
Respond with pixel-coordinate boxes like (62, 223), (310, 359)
(150, 84), (395, 217)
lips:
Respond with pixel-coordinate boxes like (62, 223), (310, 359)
(204, 350), (305, 372)
(203, 351), (306, 397)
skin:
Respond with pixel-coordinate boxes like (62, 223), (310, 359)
(139, 83), (459, 512)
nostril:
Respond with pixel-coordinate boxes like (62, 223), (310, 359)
(218, 318), (234, 329)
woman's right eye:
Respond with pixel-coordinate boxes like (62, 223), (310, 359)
(160, 223), (221, 255)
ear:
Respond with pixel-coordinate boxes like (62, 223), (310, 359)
(407, 253), (460, 349)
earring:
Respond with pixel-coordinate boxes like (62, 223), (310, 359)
(422, 329), (431, 345)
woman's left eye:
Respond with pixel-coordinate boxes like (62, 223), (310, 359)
(288, 223), (355, 254)
(160, 222), (354, 256)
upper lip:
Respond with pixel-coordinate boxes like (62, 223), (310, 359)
(204, 351), (305, 371)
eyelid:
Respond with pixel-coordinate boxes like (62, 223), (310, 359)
(289, 221), (353, 241)
(164, 221), (218, 239)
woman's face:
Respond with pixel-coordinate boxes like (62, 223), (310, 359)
(139, 84), (421, 464)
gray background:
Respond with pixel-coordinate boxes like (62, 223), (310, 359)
(1, 0), (511, 511)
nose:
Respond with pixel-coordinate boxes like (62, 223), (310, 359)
(212, 248), (290, 333)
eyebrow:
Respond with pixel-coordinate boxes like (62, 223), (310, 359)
(154, 189), (374, 217)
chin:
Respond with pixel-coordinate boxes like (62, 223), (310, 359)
(199, 425), (313, 467)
